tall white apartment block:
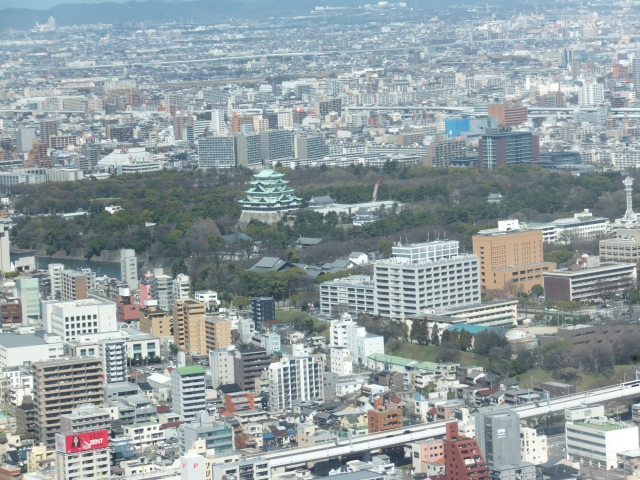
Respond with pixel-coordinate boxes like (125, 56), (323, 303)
(209, 349), (235, 388)
(119, 249), (138, 291)
(49, 263), (65, 300)
(211, 109), (226, 134)
(345, 323), (384, 366)
(330, 312), (356, 348)
(374, 240), (480, 321)
(151, 268), (174, 313)
(565, 404), (639, 469)
(42, 298), (117, 342)
(520, 427), (548, 465)
(172, 366), (207, 422)
(198, 136), (235, 169)
(320, 274), (375, 316)
(173, 274), (190, 301)
(98, 338), (127, 384)
(329, 346), (353, 375)
(268, 353), (324, 412)
(578, 81), (605, 107)
(0, 223), (10, 274)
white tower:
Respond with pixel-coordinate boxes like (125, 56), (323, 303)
(623, 176), (635, 220)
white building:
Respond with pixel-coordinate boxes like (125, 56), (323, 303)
(96, 147), (160, 175)
(330, 312), (357, 348)
(346, 322), (385, 366)
(0, 328), (63, 368)
(48, 263), (64, 300)
(209, 349), (235, 388)
(123, 422), (165, 449)
(172, 366), (207, 422)
(261, 332), (281, 354)
(268, 353), (324, 411)
(172, 274), (190, 301)
(237, 318), (256, 345)
(0, 223), (10, 274)
(329, 346), (353, 376)
(120, 249), (138, 291)
(374, 240), (481, 321)
(150, 268), (174, 313)
(42, 297), (117, 342)
(565, 404), (639, 469)
(336, 375), (366, 397)
(211, 109), (227, 134)
(319, 274), (376, 316)
(578, 82), (605, 107)
(195, 290), (220, 307)
(521, 427), (548, 465)
(99, 338), (127, 384)
(527, 210), (609, 243)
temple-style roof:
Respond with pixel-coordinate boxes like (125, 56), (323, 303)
(239, 169), (301, 211)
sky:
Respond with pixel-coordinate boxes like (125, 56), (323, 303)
(0, 0), (146, 11)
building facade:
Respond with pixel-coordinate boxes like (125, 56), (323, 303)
(171, 366), (207, 423)
(268, 353), (324, 411)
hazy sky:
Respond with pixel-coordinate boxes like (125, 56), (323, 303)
(0, 0), (143, 10)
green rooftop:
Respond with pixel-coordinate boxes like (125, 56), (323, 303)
(368, 352), (417, 366)
(574, 421), (632, 432)
(175, 366), (205, 376)
(415, 361), (438, 371)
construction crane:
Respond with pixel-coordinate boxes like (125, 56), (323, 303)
(372, 179), (381, 202)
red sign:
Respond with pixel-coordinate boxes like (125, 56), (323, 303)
(55, 430), (109, 453)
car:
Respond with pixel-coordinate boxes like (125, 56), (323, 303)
(403, 430), (412, 434)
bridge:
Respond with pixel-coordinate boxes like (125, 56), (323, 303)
(263, 378), (640, 470)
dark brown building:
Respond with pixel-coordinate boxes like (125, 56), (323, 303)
(233, 347), (270, 391)
(444, 422), (488, 480)
(105, 124), (134, 142)
(537, 324), (640, 349)
(1, 300), (22, 327)
(488, 103), (528, 127)
(16, 396), (35, 436)
(368, 396), (403, 433)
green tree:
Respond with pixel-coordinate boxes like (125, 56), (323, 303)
(530, 284), (544, 297)
(233, 296), (251, 309)
(86, 234), (108, 259)
(459, 329), (473, 351)
(628, 289), (640, 305)
(171, 258), (189, 277)
(410, 319), (430, 345)
(377, 239), (393, 257)
(430, 324), (440, 346)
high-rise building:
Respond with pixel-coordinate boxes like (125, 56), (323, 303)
(211, 109), (226, 134)
(119, 249), (138, 291)
(105, 124), (133, 142)
(98, 338), (127, 384)
(171, 366), (207, 423)
(173, 299), (206, 354)
(0, 223), (10, 275)
(475, 408), (521, 467)
(374, 240), (481, 321)
(60, 269), (91, 301)
(425, 138), (466, 168)
(138, 272), (153, 308)
(42, 297), (117, 343)
(473, 219), (556, 293)
(173, 115), (192, 141)
(234, 347), (271, 391)
(444, 422), (488, 480)
(33, 357), (104, 446)
(260, 129), (294, 161)
(198, 136), (236, 169)
(172, 274), (190, 301)
(16, 127), (36, 153)
(55, 404), (111, 480)
(294, 135), (328, 160)
(234, 133), (262, 168)
(315, 98), (342, 117)
(251, 297), (275, 329)
(48, 263), (64, 300)
(150, 268), (173, 313)
(178, 411), (234, 457)
(139, 301), (171, 338)
(204, 317), (232, 351)
(633, 54), (640, 98)
(209, 349), (235, 388)
(268, 353), (324, 411)
(82, 143), (102, 169)
(16, 278), (40, 324)
(478, 132), (539, 170)
(487, 104), (528, 127)
(578, 82), (605, 107)
(39, 119), (59, 148)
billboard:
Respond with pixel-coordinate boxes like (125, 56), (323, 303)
(55, 430), (109, 454)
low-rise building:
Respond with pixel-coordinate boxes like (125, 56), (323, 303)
(520, 427), (548, 465)
(123, 421), (164, 449)
(319, 274), (376, 316)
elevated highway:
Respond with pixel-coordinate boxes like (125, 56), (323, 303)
(263, 378), (640, 469)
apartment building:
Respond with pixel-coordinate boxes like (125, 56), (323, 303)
(139, 301), (171, 338)
(268, 353), (324, 411)
(473, 219), (555, 293)
(60, 269), (95, 301)
(294, 135), (329, 160)
(234, 348), (271, 391)
(98, 338), (126, 384)
(178, 411), (235, 457)
(319, 274), (375, 316)
(543, 255), (637, 302)
(235, 133), (262, 168)
(123, 422), (165, 449)
(374, 240), (481, 321)
(172, 274), (190, 302)
(171, 366), (207, 423)
(599, 228), (640, 262)
(520, 427), (548, 465)
(487, 103), (528, 127)
(55, 405), (111, 480)
(120, 249), (138, 291)
(48, 263), (64, 300)
(33, 357), (104, 446)
(425, 138), (466, 168)
(204, 317), (232, 350)
(368, 396), (402, 433)
(173, 299), (206, 354)
(251, 297), (275, 328)
(475, 409), (521, 466)
(209, 349), (235, 388)
(42, 297), (117, 343)
(150, 268), (173, 312)
(444, 422), (488, 480)
(260, 129), (294, 161)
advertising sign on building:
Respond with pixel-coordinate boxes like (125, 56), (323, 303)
(55, 430), (109, 453)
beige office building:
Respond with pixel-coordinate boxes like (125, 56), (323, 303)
(139, 302), (171, 338)
(205, 317), (232, 350)
(473, 220), (555, 293)
(33, 357), (104, 446)
(173, 299), (206, 354)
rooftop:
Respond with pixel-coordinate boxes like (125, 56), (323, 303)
(175, 366), (205, 376)
(573, 421), (632, 432)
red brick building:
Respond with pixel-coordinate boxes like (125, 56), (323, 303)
(368, 395), (403, 433)
(116, 293), (141, 324)
(444, 422), (488, 480)
(224, 392), (255, 414)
